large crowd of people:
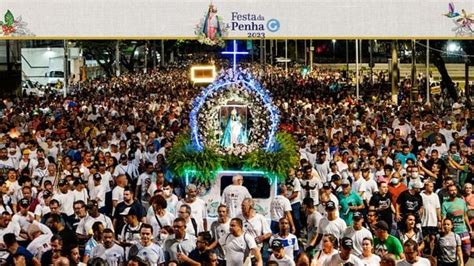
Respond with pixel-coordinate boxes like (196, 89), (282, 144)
(0, 59), (472, 266)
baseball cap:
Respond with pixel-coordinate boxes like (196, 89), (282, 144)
(98, 161), (106, 167)
(19, 198), (29, 208)
(322, 182), (331, 189)
(410, 180), (423, 189)
(331, 174), (341, 181)
(271, 239), (284, 250)
(58, 178), (67, 186)
(120, 207), (137, 216)
(341, 237), (354, 249)
(341, 179), (351, 186)
(42, 190), (52, 198)
(93, 173), (102, 181)
(22, 149), (31, 155)
(374, 221), (389, 231)
(319, 150), (326, 156)
(325, 201), (336, 210)
(87, 200), (99, 209)
(353, 212), (363, 220)
(120, 153), (128, 160)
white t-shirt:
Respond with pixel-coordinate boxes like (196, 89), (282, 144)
(363, 177), (379, 202)
(396, 257), (431, 266)
(360, 254), (382, 266)
(175, 199), (207, 231)
(210, 219), (230, 260)
(286, 178), (302, 205)
(343, 226), (373, 257)
(352, 178), (367, 199)
(90, 185), (106, 208)
(238, 213), (271, 248)
(91, 243), (125, 265)
(135, 242), (165, 265)
(313, 250), (338, 266)
(324, 253), (364, 266)
(164, 194), (179, 214)
(53, 190), (75, 216)
(306, 211), (323, 242)
(76, 214), (114, 235)
(72, 188), (89, 204)
(221, 233), (258, 266)
(27, 233), (52, 260)
(146, 210), (175, 240)
(269, 233), (299, 260)
(112, 186), (125, 204)
(221, 184), (252, 218)
(270, 195), (292, 222)
(420, 191), (440, 227)
(316, 217), (347, 249)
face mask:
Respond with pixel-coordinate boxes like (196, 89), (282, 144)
(73, 173), (80, 177)
(391, 178), (399, 185)
(159, 233), (168, 240)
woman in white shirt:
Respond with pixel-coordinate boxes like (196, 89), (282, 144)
(146, 195), (175, 244)
(312, 234), (338, 266)
(360, 237), (381, 266)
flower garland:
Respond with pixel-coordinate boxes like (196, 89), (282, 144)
(190, 69), (280, 156)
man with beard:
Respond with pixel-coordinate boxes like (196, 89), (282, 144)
(90, 228), (125, 265)
(113, 187), (146, 235)
(129, 223), (165, 265)
(221, 218), (262, 266)
(45, 213), (78, 252)
(442, 184), (473, 262)
(324, 237), (364, 265)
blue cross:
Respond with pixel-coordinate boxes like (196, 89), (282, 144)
(221, 40), (249, 73)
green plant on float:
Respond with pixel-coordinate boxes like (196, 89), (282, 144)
(167, 131), (299, 184)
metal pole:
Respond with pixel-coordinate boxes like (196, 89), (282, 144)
(426, 40), (430, 104)
(304, 40), (307, 65)
(143, 41), (148, 74)
(346, 40), (349, 73)
(310, 40), (313, 71)
(270, 40), (273, 65)
(161, 40), (165, 67)
(295, 40), (298, 62)
(285, 39), (288, 74)
(356, 39), (359, 100)
(115, 41), (121, 76)
(275, 40), (278, 58)
(63, 40), (68, 97)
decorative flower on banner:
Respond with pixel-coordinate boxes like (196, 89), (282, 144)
(190, 69), (280, 156)
(0, 10), (35, 37)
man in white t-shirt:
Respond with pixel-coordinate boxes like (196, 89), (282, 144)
(209, 205), (230, 264)
(175, 184), (207, 232)
(220, 218), (262, 266)
(91, 228), (125, 265)
(52, 179), (75, 216)
(129, 224), (165, 265)
(420, 179), (441, 255)
(268, 239), (295, 266)
(324, 237), (364, 266)
(343, 212), (373, 257)
(221, 175), (251, 218)
(270, 184), (295, 234)
(311, 201), (347, 250)
(396, 239), (430, 266)
(238, 198), (272, 249)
